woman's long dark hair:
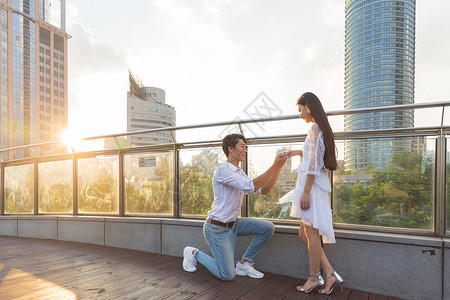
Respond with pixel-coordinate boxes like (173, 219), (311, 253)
(297, 92), (338, 171)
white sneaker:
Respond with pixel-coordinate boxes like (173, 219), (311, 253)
(183, 246), (198, 272)
(235, 261), (264, 278)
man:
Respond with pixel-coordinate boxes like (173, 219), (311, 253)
(183, 133), (286, 281)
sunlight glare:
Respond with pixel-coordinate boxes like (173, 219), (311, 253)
(61, 128), (82, 152)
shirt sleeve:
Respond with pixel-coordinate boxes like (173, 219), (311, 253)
(252, 187), (262, 195)
(305, 124), (325, 177)
(214, 166), (255, 193)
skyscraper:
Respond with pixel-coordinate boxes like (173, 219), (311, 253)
(344, 0), (415, 171)
(127, 71), (176, 147)
(0, 0), (68, 159)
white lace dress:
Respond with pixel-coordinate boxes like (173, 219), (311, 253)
(290, 123), (335, 244)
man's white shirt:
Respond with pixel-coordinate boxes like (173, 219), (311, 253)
(208, 161), (261, 223)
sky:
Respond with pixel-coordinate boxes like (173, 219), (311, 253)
(65, 0), (450, 144)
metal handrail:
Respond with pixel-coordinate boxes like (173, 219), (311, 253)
(1, 101), (449, 155)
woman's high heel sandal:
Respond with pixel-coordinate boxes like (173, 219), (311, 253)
(296, 273), (324, 294)
(318, 271), (344, 295)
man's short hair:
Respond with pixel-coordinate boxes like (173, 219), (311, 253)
(222, 134), (247, 157)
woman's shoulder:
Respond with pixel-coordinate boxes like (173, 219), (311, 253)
(308, 123), (322, 136)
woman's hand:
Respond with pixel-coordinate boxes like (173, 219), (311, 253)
(300, 191), (310, 210)
(276, 150), (303, 159)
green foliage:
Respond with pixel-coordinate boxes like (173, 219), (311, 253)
(333, 152), (434, 229)
(125, 175), (173, 214)
(4, 168), (34, 214)
(248, 184), (282, 219)
(78, 168), (118, 213)
(39, 183), (73, 213)
(180, 168), (213, 215)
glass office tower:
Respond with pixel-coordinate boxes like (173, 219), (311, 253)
(0, 0), (68, 159)
(344, 0), (415, 171)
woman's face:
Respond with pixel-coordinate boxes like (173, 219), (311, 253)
(298, 104), (313, 123)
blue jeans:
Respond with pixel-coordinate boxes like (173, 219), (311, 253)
(195, 217), (275, 281)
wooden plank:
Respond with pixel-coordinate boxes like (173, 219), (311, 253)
(0, 236), (400, 300)
(237, 274), (295, 299)
(368, 293), (389, 300)
(189, 274), (250, 300)
(327, 286), (352, 300)
(349, 289), (370, 300)
(156, 265), (223, 300)
(256, 275), (300, 299)
(279, 279), (310, 300)
(213, 274), (273, 300)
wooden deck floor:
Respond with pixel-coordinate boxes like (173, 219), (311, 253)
(0, 236), (403, 300)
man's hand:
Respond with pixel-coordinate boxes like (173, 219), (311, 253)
(274, 155), (287, 168)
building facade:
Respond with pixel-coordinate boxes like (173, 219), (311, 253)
(275, 147), (296, 194)
(127, 72), (176, 147)
(344, 0), (415, 171)
(0, 0), (68, 159)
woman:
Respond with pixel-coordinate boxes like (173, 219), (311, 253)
(279, 92), (343, 294)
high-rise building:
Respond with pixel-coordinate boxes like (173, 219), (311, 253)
(0, 0), (68, 159)
(127, 72), (176, 147)
(275, 147), (295, 194)
(344, 0), (415, 171)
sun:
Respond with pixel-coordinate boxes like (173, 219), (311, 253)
(60, 128), (82, 152)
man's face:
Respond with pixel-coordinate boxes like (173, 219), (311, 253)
(229, 139), (248, 162)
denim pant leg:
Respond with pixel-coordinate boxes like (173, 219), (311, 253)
(235, 218), (275, 263)
(195, 221), (237, 281)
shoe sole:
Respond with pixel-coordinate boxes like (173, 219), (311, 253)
(235, 270), (263, 279)
(183, 247), (197, 272)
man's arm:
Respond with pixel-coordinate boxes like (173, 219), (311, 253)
(252, 156), (285, 192)
(260, 166), (283, 195)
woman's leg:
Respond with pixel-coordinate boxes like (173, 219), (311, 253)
(299, 224), (334, 271)
(298, 223), (337, 292)
(298, 223), (307, 245)
(300, 223), (322, 290)
(319, 249), (337, 293)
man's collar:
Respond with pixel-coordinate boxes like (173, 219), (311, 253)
(226, 160), (240, 172)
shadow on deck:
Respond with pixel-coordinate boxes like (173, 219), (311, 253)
(0, 236), (403, 299)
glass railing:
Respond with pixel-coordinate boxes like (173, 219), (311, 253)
(179, 147), (224, 217)
(333, 137), (435, 230)
(38, 159), (73, 213)
(124, 151), (173, 215)
(0, 101), (449, 237)
(4, 164), (34, 214)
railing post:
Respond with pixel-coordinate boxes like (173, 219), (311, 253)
(73, 155), (78, 215)
(435, 136), (446, 237)
(34, 159), (39, 215)
(242, 144), (248, 218)
(0, 163), (4, 215)
(118, 152), (124, 217)
(174, 146), (180, 218)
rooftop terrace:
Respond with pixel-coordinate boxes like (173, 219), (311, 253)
(0, 235), (403, 300)
(0, 101), (449, 299)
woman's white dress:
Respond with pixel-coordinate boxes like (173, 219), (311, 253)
(290, 123), (335, 244)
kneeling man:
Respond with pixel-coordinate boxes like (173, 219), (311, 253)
(183, 133), (286, 280)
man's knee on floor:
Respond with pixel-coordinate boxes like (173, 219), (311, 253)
(219, 270), (236, 281)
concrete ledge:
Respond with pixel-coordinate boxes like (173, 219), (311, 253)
(105, 218), (161, 252)
(17, 216), (57, 239)
(445, 248), (449, 300)
(0, 216), (17, 236)
(161, 218), (205, 227)
(58, 217), (105, 245)
(0, 215), (447, 300)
